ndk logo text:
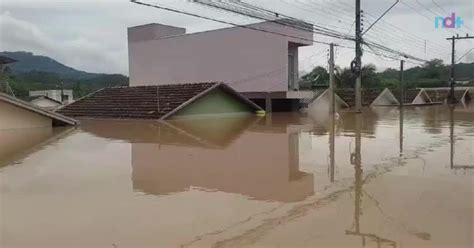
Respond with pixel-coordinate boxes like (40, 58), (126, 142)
(435, 13), (464, 29)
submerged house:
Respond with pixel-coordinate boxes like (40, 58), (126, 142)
(391, 88), (432, 105)
(58, 82), (263, 120)
(336, 88), (399, 107)
(423, 88), (472, 106)
(0, 92), (78, 130)
(128, 20), (315, 112)
(303, 88), (349, 115)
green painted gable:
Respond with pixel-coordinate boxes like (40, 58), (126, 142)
(172, 88), (253, 119)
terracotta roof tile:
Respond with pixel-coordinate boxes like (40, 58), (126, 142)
(391, 89), (423, 103)
(336, 88), (383, 106)
(58, 82), (260, 120)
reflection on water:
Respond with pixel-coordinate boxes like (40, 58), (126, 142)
(0, 126), (75, 168)
(1, 105), (473, 247)
(81, 116), (314, 203)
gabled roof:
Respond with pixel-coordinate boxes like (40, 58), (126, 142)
(392, 89), (424, 104)
(423, 88), (469, 103)
(336, 88), (384, 107)
(27, 95), (63, 105)
(371, 88), (400, 106)
(0, 92), (78, 126)
(305, 88), (350, 108)
(58, 82), (263, 120)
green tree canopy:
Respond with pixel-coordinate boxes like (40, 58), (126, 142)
(300, 66), (329, 89)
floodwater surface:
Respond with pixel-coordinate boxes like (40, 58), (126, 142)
(0, 106), (473, 248)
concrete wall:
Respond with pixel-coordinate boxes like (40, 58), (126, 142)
(128, 23), (186, 42)
(0, 127), (52, 166)
(30, 90), (74, 104)
(128, 22), (313, 93)
(172, 89), (252, 119)
(31, 98), (61, 110)
(0, 101), (52, 130)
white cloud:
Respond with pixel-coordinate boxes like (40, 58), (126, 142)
(0, 0), (472, 75)
(0, 11), (128, 74)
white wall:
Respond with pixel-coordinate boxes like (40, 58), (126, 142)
(128, 22), (313, 93)
(31, 98), (61, 110)
(0, 101), (52, 130)
(30, 90), (74, 103)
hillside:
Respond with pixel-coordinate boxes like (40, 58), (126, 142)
(0, 51), (102, 79)
(0, 51), (128, 98)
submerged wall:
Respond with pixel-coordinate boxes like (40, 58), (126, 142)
(0, 101), (52, 130)
(172, 89), (252, 118)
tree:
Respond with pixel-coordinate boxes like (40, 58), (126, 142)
(361, 64), (380, 88)
(423, 59), (447, 79)
(335, 67), (354, 88)
(334, 64), (380, 89)
(300, 66), (329, 88)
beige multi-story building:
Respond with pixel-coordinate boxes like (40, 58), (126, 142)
(128, 20), (315, 111)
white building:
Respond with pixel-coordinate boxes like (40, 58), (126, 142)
(29, 95), (63, 110)
(29, 90), (74, 104)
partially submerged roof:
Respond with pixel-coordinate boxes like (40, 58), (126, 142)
(0, 92), (78, 126)
(304, 88), (350, 108)
(336, 88), (385, 107)
(58, 82), (263, 120)
(392, 89), (421, 103)
(0, 55), (17, 65)
(423, 88), (470, 103)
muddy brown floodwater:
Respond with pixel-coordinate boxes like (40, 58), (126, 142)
(0, 105), (473, 248)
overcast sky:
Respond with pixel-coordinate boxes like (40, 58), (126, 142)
(1, 0), (473, 75)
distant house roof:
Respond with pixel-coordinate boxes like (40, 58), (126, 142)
(391, 89), (421, 104)
(0, 55), (17, 65)
(58, 82), (263, 120)
(336, 88), (384, 107)
(0, 92), (78, 126)
(303, 88), (349, 108)
(27, 95), (63, 105)
(423, 88), (470, 103)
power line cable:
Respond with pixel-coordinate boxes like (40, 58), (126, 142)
(334, 0), (450, 51)
(130, 0), (338, 45)
(456, 48), (474, 63)
(193, 0), (355, 40)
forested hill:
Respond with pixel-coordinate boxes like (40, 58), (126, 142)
(0, 51), (128, 99)
(1, 51), (102, 79)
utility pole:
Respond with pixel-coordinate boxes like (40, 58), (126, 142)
(399, 60), (404, 107)
(354, 0), (362, 112)
(399, 60), (404, 156)
(449, 35), (456, 104)
(329, 43), (335, 115)
(446, 34), (474, 103)
(354, 0), (398, 111)
(329, 43), (335, 182)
